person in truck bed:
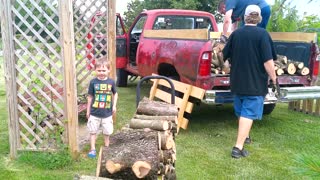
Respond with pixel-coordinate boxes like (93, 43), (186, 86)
(222, 5), (277, 158)
(218, 0), (271, 37)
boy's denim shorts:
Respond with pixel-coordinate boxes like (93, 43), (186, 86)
(233, 95), (264, 120)
(87, 115), (113, 135)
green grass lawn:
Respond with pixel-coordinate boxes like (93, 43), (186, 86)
(0, 53), (320, 179)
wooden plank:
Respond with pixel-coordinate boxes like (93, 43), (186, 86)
(59, 0), (79, 158)
(306, 99), (314, 114)
(151, 78), (205, 100)
(149, 79), (160, 101)
(108, 0), (116, 80)
(144, 29), (209, 40)
(314, 99), (320, 116)
(154, 89), (194, 113)
(1, 0), (20, 158)
(177, 85), (192, 133)
(269, 32), (317, 43)
(180, 117), (189, 130)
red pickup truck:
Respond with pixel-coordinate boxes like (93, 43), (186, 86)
(92, 9), (320, 114)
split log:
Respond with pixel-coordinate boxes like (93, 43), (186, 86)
(136, 97), (178, 116)
(296, 67), (310, 75)
(277, 55), (288, 64)
(159, 149), (176, 164)
(97, 130), (159, 179)
(134, 114), (177, 124)
(284, 62), (296, 75)
(130, 118), (170, 131)
(159, 131), (175, 150)
(164, 165), (177, 180)
(276, 68), (284, 76)
(132, 161), (152, 178)
(291, 61), (304, 69)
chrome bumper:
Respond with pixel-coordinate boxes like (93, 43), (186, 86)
(203, 86), (320, 104)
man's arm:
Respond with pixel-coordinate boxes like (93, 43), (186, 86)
(86, 95), (93, 119)
(231, 21), (238, 31)
(264, 59), (277, 83)
(223, 9), (233, 35)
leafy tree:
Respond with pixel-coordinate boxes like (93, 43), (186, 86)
(123, 0), (222, 27)
(267, 0), (300, 32)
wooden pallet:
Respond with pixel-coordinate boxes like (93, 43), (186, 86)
(149, 76), (205, 132)
(288, 99), (320, 116)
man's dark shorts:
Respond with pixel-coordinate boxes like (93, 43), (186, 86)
(234, 95), (264, 120)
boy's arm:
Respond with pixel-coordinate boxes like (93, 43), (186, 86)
(86, 95), (93, 119)
(112, 92), (118, 112)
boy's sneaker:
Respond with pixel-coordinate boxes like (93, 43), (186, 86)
(245, 136), (252, 144)
(231, 147), (249, 158)
(88, 149), (96, 158)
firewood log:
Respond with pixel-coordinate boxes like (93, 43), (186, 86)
(284, 62), (296, 75)
(136, 97), (178, 116)
(159, 131), (174, 150)
(276, 68), (284, 76)
(130, 118), (170, 131)
(134, 114), (177, 124)
(159, 149), (176, 164)
(296, 67), (310, 75)
(277, 55), (288, 64)
(291, 61), (304, 69)
(97, 130), (159, 179)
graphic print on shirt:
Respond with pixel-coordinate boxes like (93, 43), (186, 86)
(92, 83), (112, 109)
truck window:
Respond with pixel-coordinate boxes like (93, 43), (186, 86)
(132, 16), (147, 35)
(152, 16), (213, 31)
(116, 16), (124, 35)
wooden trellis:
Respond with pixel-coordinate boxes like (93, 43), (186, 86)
(0, 0), (116, 158)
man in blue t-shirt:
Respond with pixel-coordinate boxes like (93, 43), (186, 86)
(218, 0), (271, 36)
(222, 5), (277, 158)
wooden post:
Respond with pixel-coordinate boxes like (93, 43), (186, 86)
(108, 0), (116, 80)
(1, 0), (20, 159)
(59, 0), (79, 158)
(108, 0), (116, 122)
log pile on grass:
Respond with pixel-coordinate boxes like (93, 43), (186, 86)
(97, 97), (177, 179)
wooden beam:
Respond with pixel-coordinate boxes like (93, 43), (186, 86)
(108, 0), (116, 80)
(1, 0), (19, 159)
(59, 0), (79, 158)
(107, 0), (116, 122)
(269, 32), (317, 43)
(143, 29), (209, 40)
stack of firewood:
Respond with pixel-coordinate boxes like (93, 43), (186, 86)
(210, 39), (230, 75)
(96, 97), (177, 180)
(274, 55), (310, 76)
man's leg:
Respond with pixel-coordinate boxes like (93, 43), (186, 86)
(235, 116), (253, 150)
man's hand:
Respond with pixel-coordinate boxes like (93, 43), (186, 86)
(220, 34), (228, 43)
(271, 78), (280, 98)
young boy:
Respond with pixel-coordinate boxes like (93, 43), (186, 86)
(86, 58), (118, 158)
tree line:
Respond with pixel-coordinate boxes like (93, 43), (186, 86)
(122, 0), (320, 43)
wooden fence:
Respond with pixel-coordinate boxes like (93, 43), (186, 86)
(288, 99), (320, 116)
(0, 0), (115, 158)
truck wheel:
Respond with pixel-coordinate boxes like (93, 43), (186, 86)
(116, 68), (128, 87)
(263, 103), (276, 115)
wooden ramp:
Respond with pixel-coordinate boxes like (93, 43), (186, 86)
(149, 76), (205, 132)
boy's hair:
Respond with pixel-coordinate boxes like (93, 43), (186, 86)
(94, 57), (110, 69)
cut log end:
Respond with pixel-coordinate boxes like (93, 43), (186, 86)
(106, 160), (123, 174)
(132, 161), (151, 178)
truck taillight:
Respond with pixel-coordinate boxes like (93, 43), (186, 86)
(198, 52), (211, 76)
(313, 59), (319, 76)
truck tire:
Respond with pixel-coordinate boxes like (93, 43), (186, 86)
(263, 103), (276, 115)
(116, 68), (128, 87)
